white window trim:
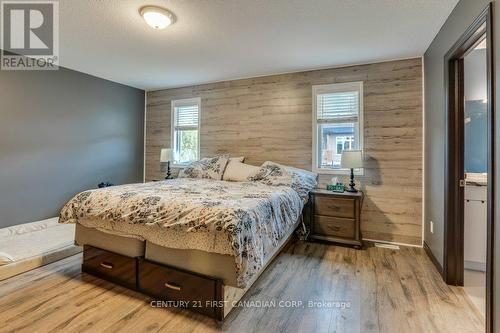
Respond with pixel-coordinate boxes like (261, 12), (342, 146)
(335, 136), (354, 155)
(170, 97), (201, 167)
(312, 81), (364, 175)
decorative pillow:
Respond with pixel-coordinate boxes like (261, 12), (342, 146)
(178, 155), (230, 180)
(223, 160), (260, 181)
(249, 162), (293, 187)
(285, 164), (318, 199)
(250, 161), (317, 199)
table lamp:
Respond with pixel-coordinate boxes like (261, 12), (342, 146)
(341, 150), (363, 192)
(160, 148), (174, 179)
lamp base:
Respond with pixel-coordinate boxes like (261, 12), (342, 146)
(346, 168), (358, 192)
(165, 161), (173, 179)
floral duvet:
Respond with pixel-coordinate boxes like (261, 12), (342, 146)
(59, 177), (313, 287)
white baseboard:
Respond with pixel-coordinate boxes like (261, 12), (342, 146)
(464, 260), (486, 272)
(362, 238), (423, 248)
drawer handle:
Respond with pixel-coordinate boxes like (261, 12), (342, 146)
(99, 262), (114, 269)
(328, 205), (341, 211)
(165, 282), (181, 291)
(329, 226), (341, 231)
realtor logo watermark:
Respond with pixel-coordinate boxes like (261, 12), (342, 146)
(1, 0), (59, 70)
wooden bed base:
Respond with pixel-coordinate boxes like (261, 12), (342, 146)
(81, 223), (299, 321)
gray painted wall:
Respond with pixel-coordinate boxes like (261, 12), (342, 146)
(423, 0), (500, 330)
(0, 67), (144, 228)
(424, 0), (489, 266)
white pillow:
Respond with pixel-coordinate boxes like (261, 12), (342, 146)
(0, 252), (14, 266)
(223, 160), (260, 181)
(230, 156), (245, 162)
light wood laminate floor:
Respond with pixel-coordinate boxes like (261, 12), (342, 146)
(464, 269), (486, 318)
(0, 242), (484, 333)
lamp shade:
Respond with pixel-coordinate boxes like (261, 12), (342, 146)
(160, 148), (174, 162)
(341, 150), (363, 169)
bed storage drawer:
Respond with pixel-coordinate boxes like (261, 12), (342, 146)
(138, 259), (223, 319)
(82, 245), (137, 289)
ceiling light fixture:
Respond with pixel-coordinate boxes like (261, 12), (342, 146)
(140, 6), (175, 30)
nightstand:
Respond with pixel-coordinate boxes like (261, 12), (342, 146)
(308, 189), (364, 249)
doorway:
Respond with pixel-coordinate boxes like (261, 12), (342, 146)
(444, 4), (494, 332)
(463, 33), (488, 318)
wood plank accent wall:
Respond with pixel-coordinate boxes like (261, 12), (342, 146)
(146, 58), (423, 245)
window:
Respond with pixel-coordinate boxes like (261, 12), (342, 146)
(312, 82), (363, 174)
(336, 136), (354, 154)
(171, 97), (200, 165)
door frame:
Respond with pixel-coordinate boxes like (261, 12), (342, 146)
(443, 3), (494, 332)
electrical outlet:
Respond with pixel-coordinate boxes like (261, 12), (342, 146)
(430, 221), (434, 234)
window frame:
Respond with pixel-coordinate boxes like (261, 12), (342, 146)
(170, 97), (201, 167)
(335, 135), (354, 155)
(312, 82), (364, 175)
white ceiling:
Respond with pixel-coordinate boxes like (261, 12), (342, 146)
(59, 0), (459, 90)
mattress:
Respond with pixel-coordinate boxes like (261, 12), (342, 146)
(1, 218), (77, 263)
(75, 223), (145, 258)
(74, 217), (300, 287)
(0, 218), (82, 281)
(0, 246), (81, 281)
(145, 217), (301, 287)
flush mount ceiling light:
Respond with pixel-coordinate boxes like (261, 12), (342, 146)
(140, 6), (175, 30)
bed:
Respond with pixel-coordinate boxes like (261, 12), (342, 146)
(60, 159), (317, 320)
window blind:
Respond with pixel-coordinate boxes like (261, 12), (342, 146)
(175, 104), (199, 128)
(316, 91), (359, 123)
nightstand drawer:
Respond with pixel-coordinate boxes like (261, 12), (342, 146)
(313, 215), (356, 239)
(314, 196), (355, 218)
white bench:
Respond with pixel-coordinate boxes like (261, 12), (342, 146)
(0, 217), (82, 281)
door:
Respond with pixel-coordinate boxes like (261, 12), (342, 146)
(443, 4), (494, 332)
